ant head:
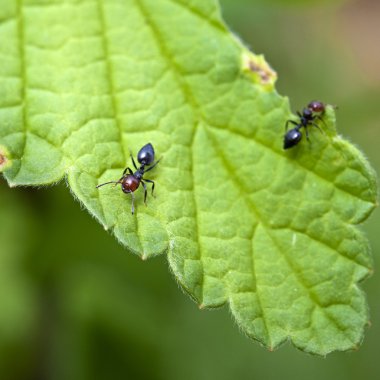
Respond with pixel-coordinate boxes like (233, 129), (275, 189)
(284, 128), (302, 149)
(137, 143), (155, 166)
(308, 100), (325, 113)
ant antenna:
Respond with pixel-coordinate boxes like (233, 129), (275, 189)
(96, 181), (120, 188)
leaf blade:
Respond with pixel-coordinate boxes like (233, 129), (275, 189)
(0, 0), (377, 355)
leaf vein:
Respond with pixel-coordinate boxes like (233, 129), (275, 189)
(13, 0), (27, 178)
(267, 232), (359, 344)
(168, 0), (225, 33)
(207, 124), (373, 205)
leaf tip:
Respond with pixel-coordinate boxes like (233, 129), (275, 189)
(352, 344), (360, 352)
(198, 303), (206, 310)
(241, 51), (277, 88)
(141, 253), (148, 261)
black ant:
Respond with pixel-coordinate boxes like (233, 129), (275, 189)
(283, 101), (326, 149)
(96, 143), (160, 214)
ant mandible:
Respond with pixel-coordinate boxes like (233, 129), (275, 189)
(283, 101), (326, 149)
(96, 143), (160, 215)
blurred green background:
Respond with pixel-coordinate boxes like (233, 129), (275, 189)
(1, 0), (379, 379)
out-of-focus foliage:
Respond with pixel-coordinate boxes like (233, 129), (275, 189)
(0, 187), (38, 379)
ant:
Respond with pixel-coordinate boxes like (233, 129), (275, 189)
(283, 100), (326, 149)
(96, 143), (160, 215)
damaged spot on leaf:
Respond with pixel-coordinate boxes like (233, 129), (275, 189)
(242, 51), (277, 87)
(0, 146), (11, 171)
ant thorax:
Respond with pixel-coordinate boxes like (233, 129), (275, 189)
(133, 170), (144, 180)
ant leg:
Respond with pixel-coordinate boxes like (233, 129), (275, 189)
(122, 167), (134, 176)
(312, 122), (325, 135)
(141, 180), (148, 205)
(285, 120), (298, 131)
(129, 151), (138, 170)
(305, 126), (310, 141)
(315, 115), (327, 128)
(130, 192), (136, 215)
(144, 158), (162, 173)
(144, 179), (155, 197)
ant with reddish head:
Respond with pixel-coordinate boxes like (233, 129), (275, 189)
(283, 100), (327, 149)
(96, 143), (160, 214)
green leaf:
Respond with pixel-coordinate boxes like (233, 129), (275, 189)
(0, 0), (377, 355)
